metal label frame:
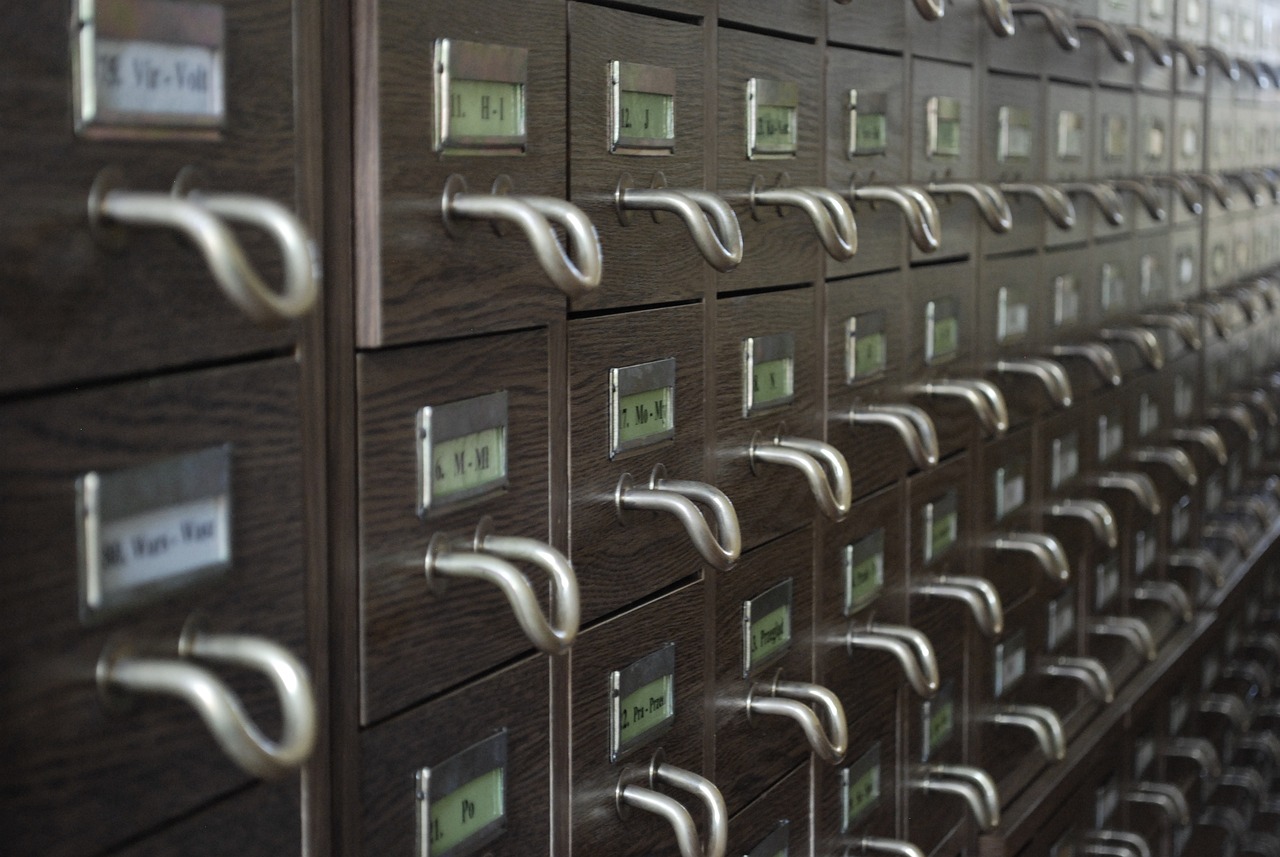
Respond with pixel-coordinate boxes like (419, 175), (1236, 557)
(994, 455), (1028, 520)
(993, 628), (1027, 697)
(609, 643), (677, 762)
(923, 489), (959, 565)
(1051, 431), (1079, 488)
(843, 528), (886, 616)
(921, 680), (956, 761)
(609, 61), (676, 155)
(845, 311), (887, 384)
(924, 298), (960, 365)
(746, 78), (799, 159)
(1056, 110), (1086, 162)
(417, 391), (510, 517)
(609, 358), (676, 458)
(743, 332), (796, 417)
(747, 821), (791, 857)
(926, 95), (962, 159)
(848, 89), (889, 158)
(742, 578), (794, 677)
(1046, 586), (1076, 652)
(1053, 272), (1081, 329)
(997, 283), (1030, 345)
(416, 730), (508, 857)
(840, 744), (882, 832)
(76, 444), (232, 622)
(73, 0), (226, 139)
(434, 39), (528, 156)
(997, 105), (1034, 163)
(1102, 113), (1130, 162)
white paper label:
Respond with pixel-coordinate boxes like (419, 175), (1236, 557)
(97, 496), (229, 589)
(94, 38), (224, 120)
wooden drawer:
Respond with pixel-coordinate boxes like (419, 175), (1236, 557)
(357, 329), (553, 722)
(727, 767), (812, 857)
(909, 59), (979, 261)
(828, 1), (908, 53)
(1045, 83), (1097, 250)
(0, 358), (308, 856)
(718, 0), (822, 39)
(982, 74), (1051, 258)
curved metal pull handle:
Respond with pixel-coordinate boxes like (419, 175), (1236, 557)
(1206, 403), (1260, 442)
(1149, 175), (1205, 216)
(979, 704), (1067, 761)
(1109, 180), (1166, 221)
(1242, 832), (1280, 857)
(617, 182), (744, 272)
(1098, 328), (1164, 370)
(1218, 768), (1269, 803)
(912, 575), (1004, 637)
(616, 468), (741, 571)
(851, 185), (941, 252)
(750, 180), (858, 261)
(907, 379), (1009, 436)
(98, 629), (318, 779)
(909, 765), (1001, 830)
(90, 168), (320, 324)
(1238, 58), (1273, 88)
(1167, 549), (1225, 588)
(1045, 499), (1119, 549)
(750, 435), (852, 521)
(912, 0), (946, 21)
(1083, 830), (1152, 857)
(1050, 343), (1124, 386)
(1223, 171), (1270, 207)
(425, 519), (580, 655)
(1201, 45), (1242, 81)
(617, 757), (728, 857)
(1082, 472), (1161, 516)
(992, 358), (1074, 407)
(1224, 496), (1273, 528)
(1169, 40), (1208, 76)
(1222, 662), (1272, 697)
(443, 174), (602, 296)
(1060, 183), (1126, 226)
(747, 676), (849, 764)
(1136, 312), (1203, 351)
(1036, 656), (1115, 702)
(982, 532), (1071, 583)
(847, 622), (941, 698)
(925, 182), (1014, 233)
(1203, 521), (1251, 554)
(1088, 617), (1157, 661)
(1230, 390), (1280, 427)
(1010, 1), (1082, 48)
(1161, 737), (1222, 778)
(1167, 428), (1229, 466)
(1181, 297), (1235, 338)
(999, 183), (1077, 229)
(1133, 581), (1193, 623)
(1075, 17), (1136, 63)
(1225, 286), (1268, 322)
(1125, 26), (1173, 66)
(1236, 733), (1280, 764)
(847, 403), (941, 469)
(1125, 784), (1190, 827)
(847, 836), (926, 857)
(1195, 807), (1247, 845)
(978, 0), (1016, 36)
(1187, 172), (1233, 208)
(1242, 631), (1280, 664)
(1132, 446), (1199, 487)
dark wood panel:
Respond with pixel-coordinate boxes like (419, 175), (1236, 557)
(0, 359), (307, 856)
(718, 0), (823, 39)
(0, 0), (302, 393)
(357, 0), (568, 347)
(909, 0), (979, 63)
(982, 74), (1048, 258)
(828, 0), (907, 52)
(105, 781), (301, 857)
(725, 765), (812, 857)
(360, 656), (550, 857)
(357, 329), (551, 722)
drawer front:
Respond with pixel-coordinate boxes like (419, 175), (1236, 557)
(727, 767), (812, 857)
(828, 2), (907, 53)
(360, 657), (550, 857)
(1046, 83), (1097, 249)
(357, 330), (552, 721)
(0, 358), (306, 855)
(910, 59), (979, 260)
(1, 0), (310, 393)
(983, 74), (1050, 258)
(719, 0), (823, 38)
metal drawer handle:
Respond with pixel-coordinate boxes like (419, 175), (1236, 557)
(1074, 17), (1136, 63)
(1243, 832), (1280, 857)
(1218, 768), (1269, 804)
(907, 378), (1009, 436)
(991, 358), (1074, 408)
(1098, 327), (1165, 370)
(1186, 171), (1232, 208)
(982, 532), (1071, 583)
(847, 403), (940, 469)
(1224, 496), (1273, 528)
(1149, 175), (1204, 215)
(97, 626), (317, 779)
(747, 675), (849, 764)
(89, 167), (319, 324)
(911, 0), (945, 22)
(1230, 390), (1280, 427)
(999, 183), (1077, 229)
(1083, 830), (1152, 857)
(1168, 40), (1208, 76)
(846, 622), (940, 698)
(978, 0), (1016, 36)
(424, 518), (579, 655)
(1223, 170), (1270, 207)
(1168, 428), (1229, 466)
(1206, 403), (1259, 441)
(912, 575), (1004, 637)
(1238, 58), (1273, 88)
(1199, 693), (1252, 730)
(1133, 581), (1194, 623)
(1035, 655), (1115, 703)
(1125, 26), (1173, 66)
(1161, 737), (1222, 778)
(846, 836), (926, 857)
(749, 177), (858, 261)
(616, 754), (727, 857)
(442, 174), (602, 297)
(1083, 472), (1161, 516)
(1088, 617), (1157, 661)
(1196, 807), (1246, 849)
(1202, 521), (1251, 554)
(616, 465), (741, 571)
(1243, 631), (1280, 664)
(1045, 499), (1119, 550)
(1005, 1), (1082, 49)
(909, 764), (1001, 830)
(1132, 446), (1198, 487)
(1137, 312), (1202, 351)
(1202, 45), (1241, 81)
(1222, 662), (1272, 697)
(979, 704), (1066, 761)
(1049, 343), (1123, 387)
(1181, 296), (1235, 338)
(850, 184), (941, 252)
(1225, 286), (1267, 322)
(617, 177), (743, 272)
(1060, 182), (1126, 226)
(750, 434), (852, 521)
(1125, 783), (1191, 826)
(1236, 733), (1280, 764)
(924, 182), (1013, 234)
